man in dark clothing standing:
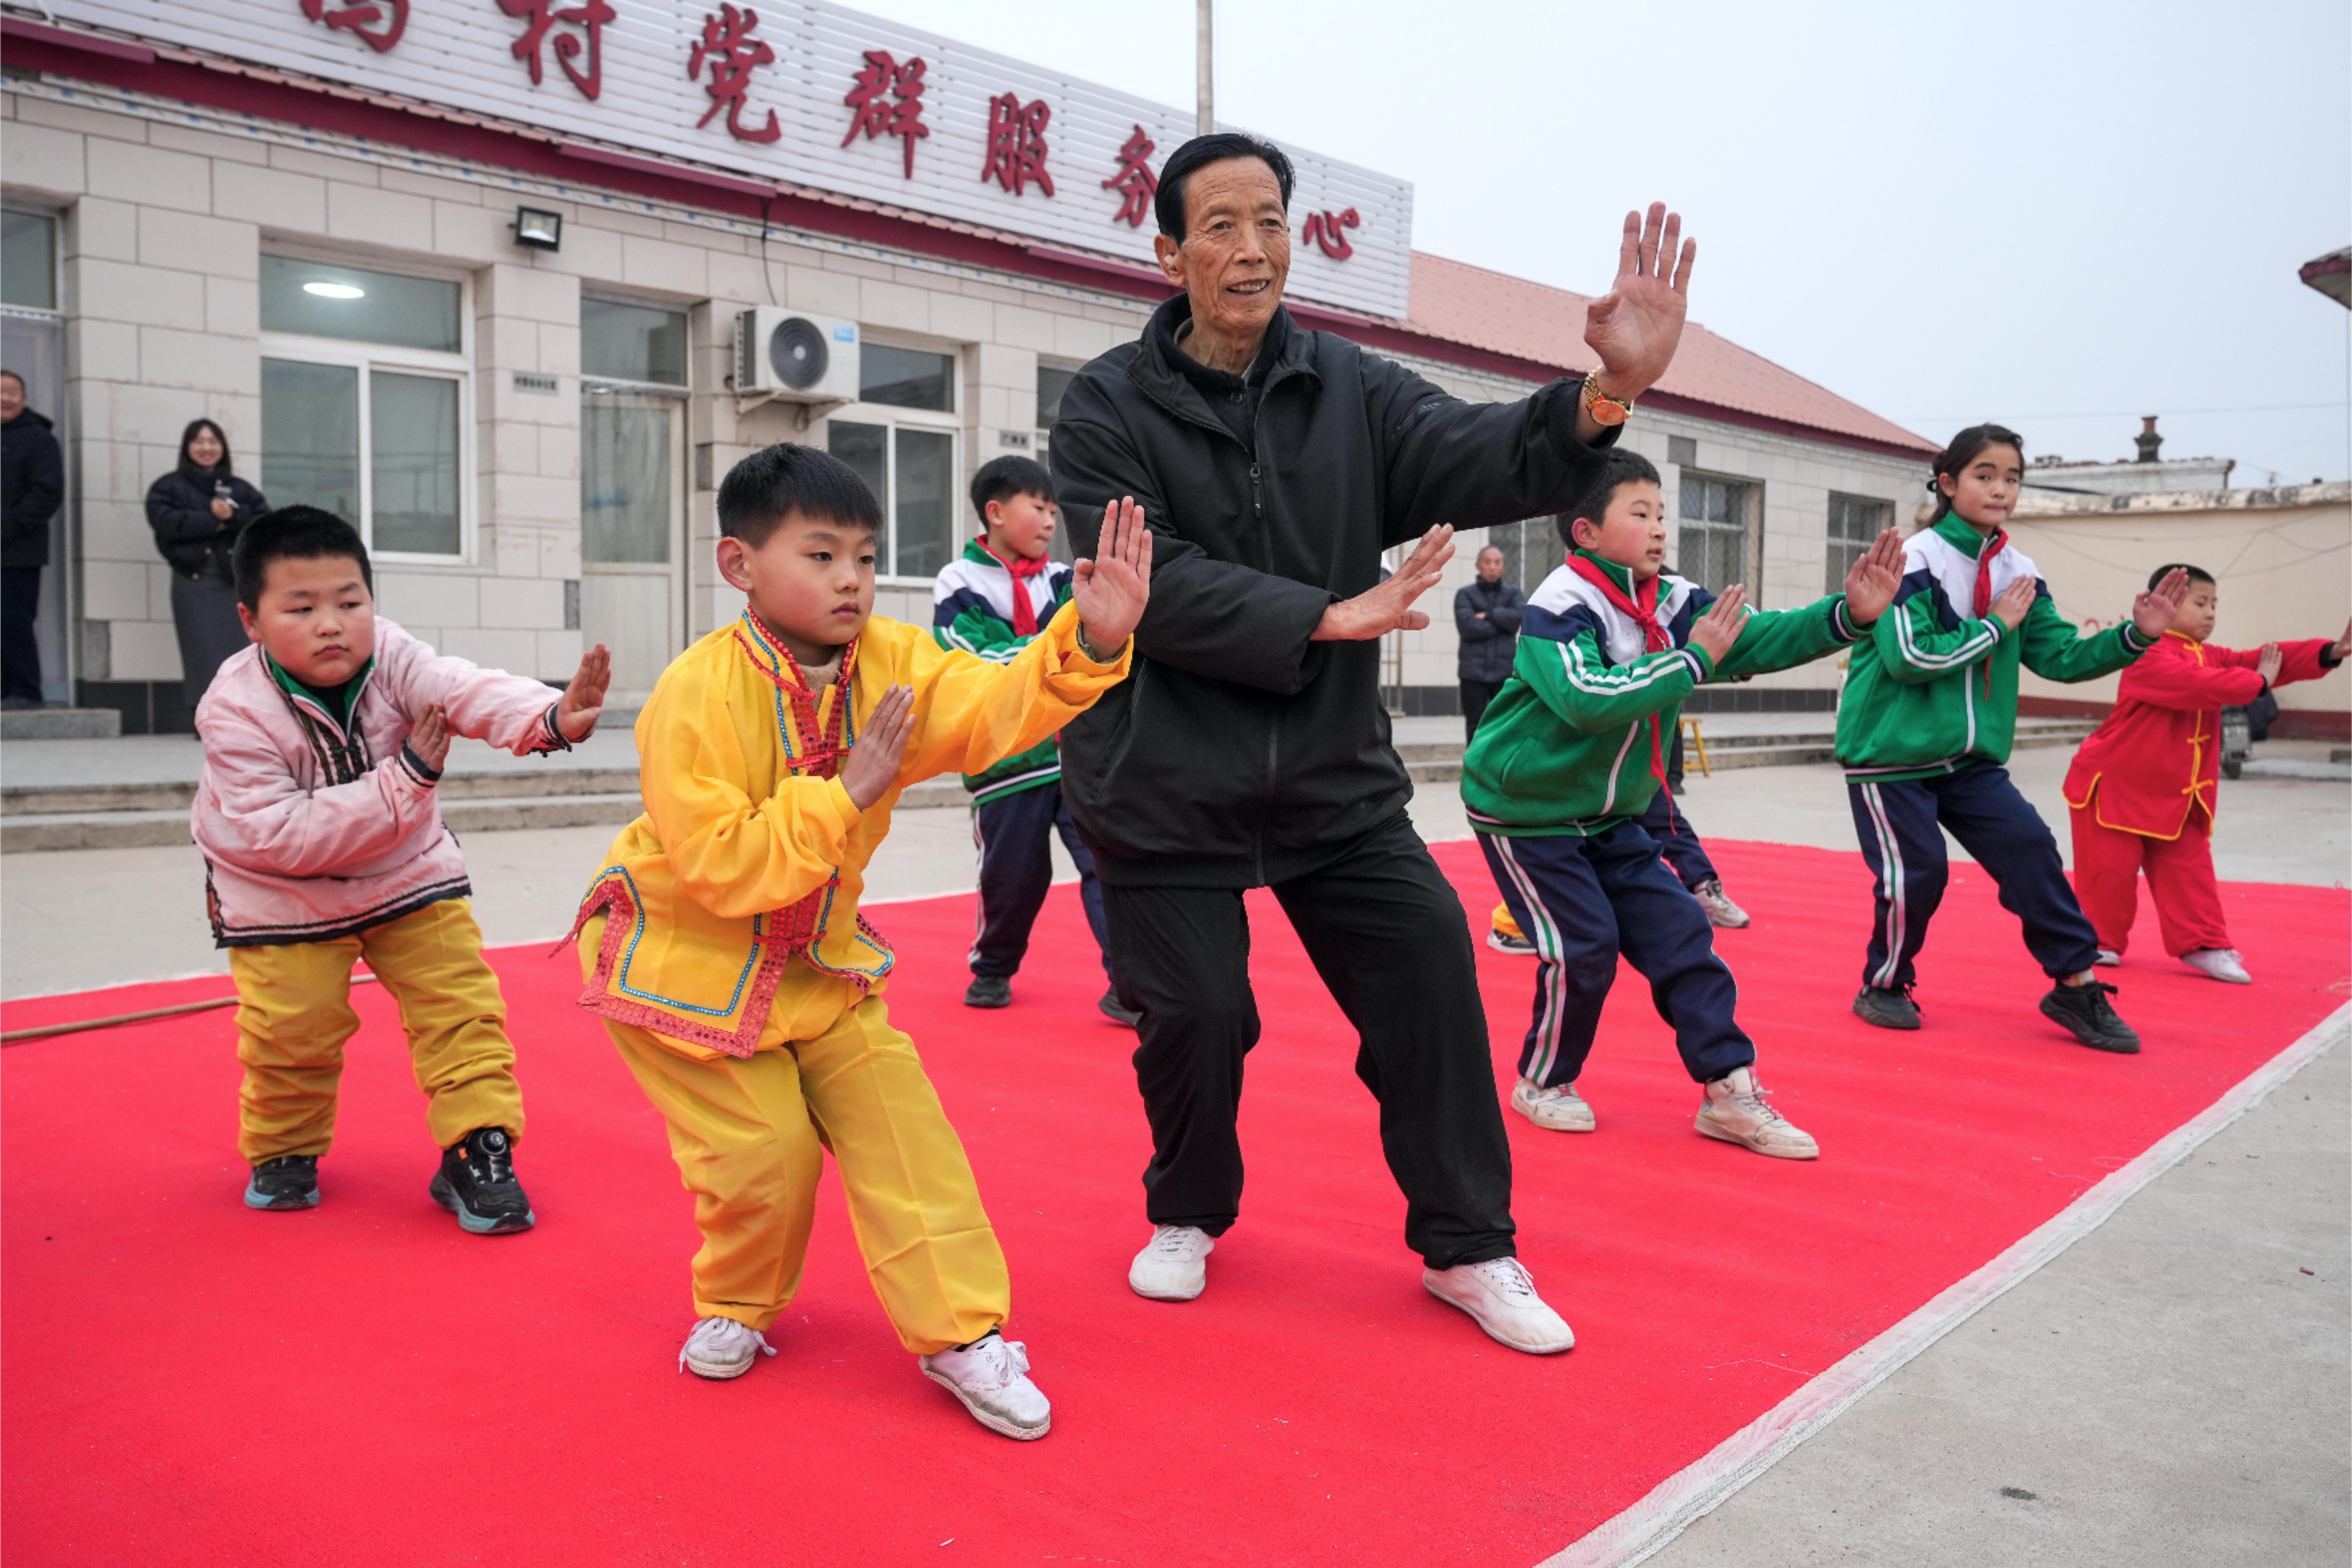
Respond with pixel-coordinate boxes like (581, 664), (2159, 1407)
(1456, 545), (1525, 740)
(1049, 130), (1696, 1354)
(1, 369), (64, 709)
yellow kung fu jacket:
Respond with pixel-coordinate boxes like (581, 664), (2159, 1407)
(572, 602), (1129, 1060)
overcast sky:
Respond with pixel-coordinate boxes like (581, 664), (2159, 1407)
(849, 0), (2350, 485)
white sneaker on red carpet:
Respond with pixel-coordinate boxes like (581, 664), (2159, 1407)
(679, 1315), (776, 1379)
(2094, 947), (2121, 967)
(1692, 879), (1751, 929)
(1128, 1223), (1215, 1301)
(2181, 947), (2252, 984)
(920, 1331), (1051, 1441)
(1423, 1257), (1574, 1354)
(1695, 1067), (1819, 1160)
(1510, 1077), (1596, 1133)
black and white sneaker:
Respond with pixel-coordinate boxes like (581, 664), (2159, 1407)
(2039, 980), (2141, 1054)
(964, 975), (1011, 1009)
(430, 1127), (536, 1234)
(1852, 984), (1921, 1030)
(244, 1155), (321, 1211)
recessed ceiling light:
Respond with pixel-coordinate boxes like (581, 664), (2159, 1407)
(303, 281), (365, 300)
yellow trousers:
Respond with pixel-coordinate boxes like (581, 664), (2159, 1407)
(229, 898), (524, 1164)
(599, 979), (1010, 1355)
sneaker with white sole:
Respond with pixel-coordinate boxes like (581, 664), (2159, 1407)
(1423, 1257), (1575, 1354)
(1509, 1077), (1596, 1133)
(1487, 927), (1538, 956)
(921, 1331), (1051, 1440)
(1692, 879), (1751, 929)
(678, 1315), (777, 1379)
(2181, 947), (2252, 984)
(1695, 1067), (1819, 1159)
(1128, 1223), (1215, 1301)
(2094, 948), (2121, 967)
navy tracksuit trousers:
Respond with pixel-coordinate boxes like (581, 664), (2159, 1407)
(969, 780), (1111, 981)
(1846, 761), (2101, 992)
(1478, 822), (1754, 1089)
(1637, 788), (1719, 893)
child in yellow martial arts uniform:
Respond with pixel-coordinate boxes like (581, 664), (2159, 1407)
(570, 443), (1150, 1440)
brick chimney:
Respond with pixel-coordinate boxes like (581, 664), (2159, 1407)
(2134, 415), (2164, 463)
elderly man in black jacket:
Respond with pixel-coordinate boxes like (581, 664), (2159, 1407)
(1455, 546), (1525, 741)
(1050, 132), (1694, 1354)
(1, 370), (65, 708)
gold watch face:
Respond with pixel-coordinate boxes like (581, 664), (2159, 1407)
(1587, 394), (1630, 426)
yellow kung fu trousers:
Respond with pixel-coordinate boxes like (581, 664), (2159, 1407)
(228, 897), (525, 1165)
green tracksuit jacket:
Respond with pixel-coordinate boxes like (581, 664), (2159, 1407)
(931, 539), (1076, 803)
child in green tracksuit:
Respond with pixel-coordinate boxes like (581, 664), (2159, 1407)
(1835, 423), (2186, 1050)
(1462, 450), (1904, 1157)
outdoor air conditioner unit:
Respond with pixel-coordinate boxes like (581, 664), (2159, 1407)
(734, 308), (860, 403)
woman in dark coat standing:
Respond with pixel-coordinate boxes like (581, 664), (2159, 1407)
(147, 419), (266, 705)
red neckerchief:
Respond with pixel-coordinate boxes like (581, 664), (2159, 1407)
(1971, 527), (2008, 696)
(1568, 553), (1678, 825)
(981, 544), (1049, 636)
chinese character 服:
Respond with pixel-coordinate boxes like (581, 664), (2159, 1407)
(688, 4), (781, 144)
(980, 92), (1055, 198)
(841, 50), (930, 179)
(1301, 207), (1361, 261)
(298, 0), (406, 53)
(1101, 125), (1157, 228)
(497, 0), (618, 101)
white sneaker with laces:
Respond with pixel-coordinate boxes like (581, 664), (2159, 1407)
(1510, 1077), (1596, 1133)
(2094, 948), (2121, 967)
(1128, 1223), (1215, 1301)
(2181, 947), (2252, 984)
(1692, 879), (1751, 929)
(1423, 1257), (1575, 1354)
(1695, 1067), (1819, 1160)
(921, 1332), (1051, 1440)
(679, 1315), (777, 1379)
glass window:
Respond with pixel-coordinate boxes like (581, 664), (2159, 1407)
(260, 255), (461, 352)
(827, 419), (956, 579)
(1485, 516), (1568, 598)
(859, 342), (954, 411)
(1825, 494), (1892, 594)
(1, 211), (57, 311)
(261, 358), (360, 522)
(582, 402), (675, 564)
(1679, 474), (1754, 594)
(582, 299), (688, 387)
(370, 371), (461, 555)
(1036, 363), (1078, 428)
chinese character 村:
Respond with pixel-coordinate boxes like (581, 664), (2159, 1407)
(1301, 208), (1361, 261)
(298, 0), (406, 53)
(841, 50), (931, 179)
(688, 4), (782, 144)
(980, 93), (1055, 199)
(1101, 125), (1158, 228)
(498, 0), (618, 101)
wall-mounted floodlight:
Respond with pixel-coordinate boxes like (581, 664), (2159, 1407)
(513, 207), (563, 251)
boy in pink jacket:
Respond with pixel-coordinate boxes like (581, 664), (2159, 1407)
(192, 507), (609, 1230)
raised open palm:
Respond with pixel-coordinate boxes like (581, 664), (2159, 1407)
(1584, 203), (1696, 400)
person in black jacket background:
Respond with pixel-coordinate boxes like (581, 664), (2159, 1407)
(1, 369), (64, 708)
(147, 418), (267, 707)
(1050, 130), (1697, 1354)
(1455, 545), (1525, 740)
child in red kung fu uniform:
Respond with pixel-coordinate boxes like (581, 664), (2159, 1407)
(2063, 562), (2349, 984)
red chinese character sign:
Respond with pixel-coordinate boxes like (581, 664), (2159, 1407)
(981, 93), (1055, 198)
(688, 4), (781, 144)
(1102, 125), (1158, 228)
(841, 51), (930, 179)
(497, 0), (616, 100)
(298, 0), (405, 52)
(1302, 207), (1361, 261)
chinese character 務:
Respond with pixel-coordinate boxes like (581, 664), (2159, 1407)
(1101, 125), (1157, 228)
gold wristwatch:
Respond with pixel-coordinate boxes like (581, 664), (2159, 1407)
(1581, 376), (1635, 427)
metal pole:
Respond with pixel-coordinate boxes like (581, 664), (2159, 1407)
(1195, 0), (1213, 136)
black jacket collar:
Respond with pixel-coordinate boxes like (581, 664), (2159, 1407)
(1132, 294), (1316, 433)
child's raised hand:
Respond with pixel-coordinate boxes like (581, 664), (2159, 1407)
(1689, 585), (1747, 663)
(1989, 577), (2037, 631)
(2130, 567), (2190, 641)
(2256, 643), (2283, 686)
(1842, 529), (1907, 625)
(407, 703), (451, 773)
(1072, 496), (1155, 654)
(840, 683), (915, 811)
(557, 642), (611, 742)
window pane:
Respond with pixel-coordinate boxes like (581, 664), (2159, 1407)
(860, 342), (954, 411)
(261, 358), (360, 523)
(892, 428), (954, 578)
(582, 402), (673, 564)
(1, 211), (56, 310)
(261, 255), (460, 352)
(1036, 364), (1077, 428)
(370, 371), (461, 554)
(828, 420), (888, 521)
(582, 299), (688, 386)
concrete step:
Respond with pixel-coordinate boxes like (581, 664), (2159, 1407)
(0, 707), (122, 740)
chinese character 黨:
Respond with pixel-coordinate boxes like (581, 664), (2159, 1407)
(1101, 125), (1157, 228)
(980, 93), (1055, 198)
(298, 0), (406, 53)
(688, 4), (781, 144)
(841, 50), (930, 179)
(498, 0), (617, 101)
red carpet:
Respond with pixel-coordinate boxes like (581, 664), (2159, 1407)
(4, 839), (2344, 1566)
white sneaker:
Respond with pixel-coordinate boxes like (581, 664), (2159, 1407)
(1487, 928), (1538, 955)
(678, 1315), (777, 1379)
(1696, 1067), (1819, 1160)
(1128, 1223), (1215, 1301)
(1692, 879), (1751, 929)
(2181, 947), (2252, 984)
(1510, 1077), (1596, 1133)
(920, 1331), (1051, 1441)
(1424, 1257), (1575, 1354)
(2094, 948), (2121, 967)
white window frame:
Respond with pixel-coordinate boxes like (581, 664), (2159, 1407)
(828, 334), (963, 587)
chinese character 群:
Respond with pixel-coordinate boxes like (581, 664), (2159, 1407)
(298, 0), (406, 53)
(841, 50), (930, 179)
(497, 0), (618, 101)
(688, 4), (782, 144)
(1101, 125), (1157, 228)
(1301, 207), (1361, 261)
(980, 92), (1055, 198)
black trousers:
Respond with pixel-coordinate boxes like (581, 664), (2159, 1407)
(969, 781), (1110, 981)
(1102, 814), (1516, 1269)
(1459, 678), (1505, 742)
(0, 566), (41, 703)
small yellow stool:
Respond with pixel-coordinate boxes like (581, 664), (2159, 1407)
(1680, 717), (1711, 777)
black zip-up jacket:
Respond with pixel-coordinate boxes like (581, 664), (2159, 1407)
(1049, 294), (1615, 888)
(2, 409), (64, 571)
(147, 468), (267, 582)
(1454, 578), (1526, 683)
